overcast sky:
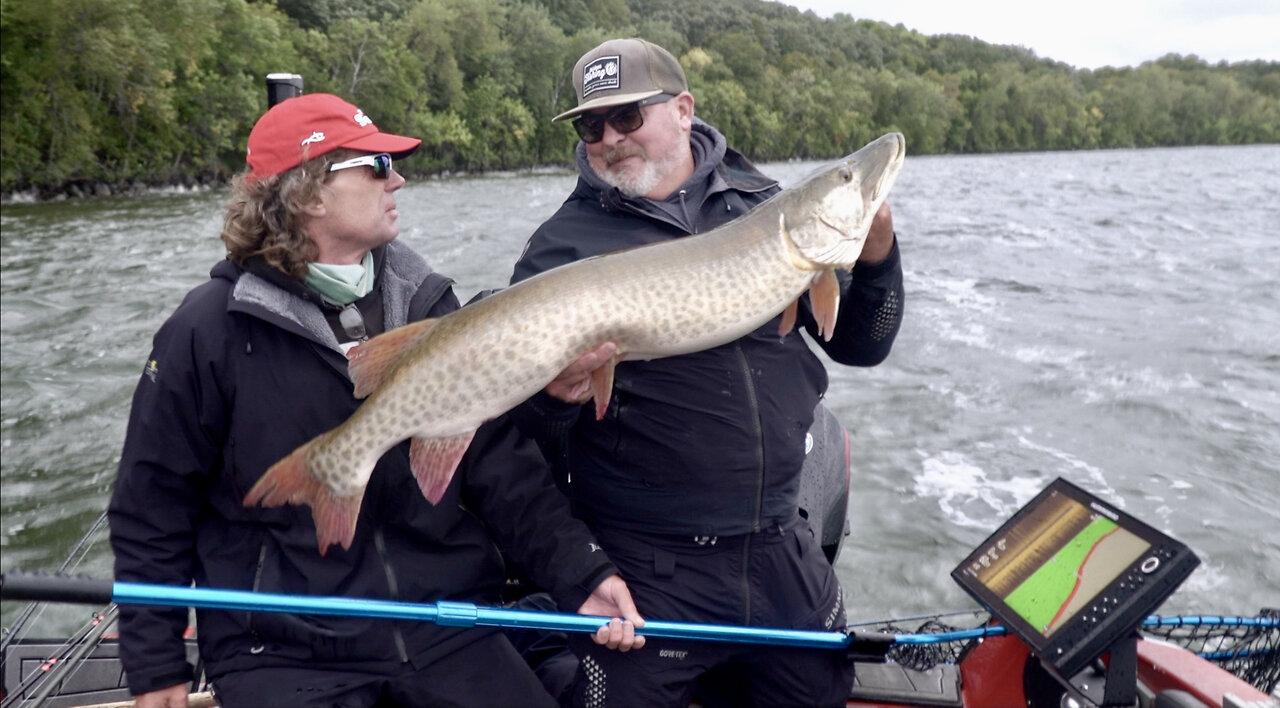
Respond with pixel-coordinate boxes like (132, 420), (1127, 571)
(777, 0), (1280, 70)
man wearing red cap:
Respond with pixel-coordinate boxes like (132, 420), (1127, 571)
(109, 93), (643, 708)
(510, 38), (905, 707)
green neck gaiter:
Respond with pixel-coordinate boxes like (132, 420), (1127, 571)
(304, 251), (375, 305)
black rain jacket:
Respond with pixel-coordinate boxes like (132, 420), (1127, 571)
(109, 240), (617, 694)
(510, 121), (904, 537)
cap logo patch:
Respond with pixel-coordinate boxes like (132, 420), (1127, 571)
(353, 109), (373, 127)
(301, 131), (326, 147)
(582, 55), (620, 97)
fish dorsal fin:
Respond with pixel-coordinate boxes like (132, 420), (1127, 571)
(809, 268), (841, 341)
(590, 355), (620, 420)
(410, 431), (476, 504)
(347, 318), (440, 398)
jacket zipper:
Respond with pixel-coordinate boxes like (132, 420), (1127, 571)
(375, 529), (410, 663)
(248, 544), (267, 652)
(732, 343), (766, 532)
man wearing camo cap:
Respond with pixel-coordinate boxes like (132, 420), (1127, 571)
(509, 38), (906, 708)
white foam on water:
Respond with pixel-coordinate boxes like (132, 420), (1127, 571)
(913, 450), (1045, 529)
(1077, 364), (1206, 406)
(1013, 434), (1116, 503)
(912, 275), (1001, 350)
(1176, 557), (1230, 600)
(1010, 345), (1088, 367)
(933, 276), (996, 312)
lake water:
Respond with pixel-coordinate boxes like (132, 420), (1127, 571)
(3, 144), (1278, 639)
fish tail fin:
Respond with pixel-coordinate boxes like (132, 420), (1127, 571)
(409, 431), (476, 504)
(809, 268), (841, 341)
(244, 437), (364, 556)
(347, 318), (441, 398)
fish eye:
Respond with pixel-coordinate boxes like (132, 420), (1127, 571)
(838, 167), (853, 182)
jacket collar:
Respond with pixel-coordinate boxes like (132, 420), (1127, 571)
(216, 241), (438, 349)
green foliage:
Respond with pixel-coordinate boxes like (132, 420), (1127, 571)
(2, 0), (1277, 195)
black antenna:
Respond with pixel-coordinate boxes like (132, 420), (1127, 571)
(265, 73), (304, 107)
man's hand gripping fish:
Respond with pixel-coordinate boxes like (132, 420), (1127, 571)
(244, 132), (906, 554)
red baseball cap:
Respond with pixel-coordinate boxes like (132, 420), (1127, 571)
(245, 93), (422, 179)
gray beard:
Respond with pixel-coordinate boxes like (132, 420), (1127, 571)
(589, 120), (686, 198)
(596, 156), (662, 198)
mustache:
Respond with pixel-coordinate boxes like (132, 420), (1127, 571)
(602, 146), (647, 166)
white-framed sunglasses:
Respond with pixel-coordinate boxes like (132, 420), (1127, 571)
(327, 153), (393, 179)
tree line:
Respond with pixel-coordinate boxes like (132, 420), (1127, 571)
(2, 0), (1277, 198)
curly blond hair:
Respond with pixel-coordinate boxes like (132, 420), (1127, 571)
(220, 149), (359, 278)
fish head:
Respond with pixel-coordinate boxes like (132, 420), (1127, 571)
(780, 132), (905, 269)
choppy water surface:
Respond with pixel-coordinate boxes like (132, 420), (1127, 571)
(3, 145), (1278, 637)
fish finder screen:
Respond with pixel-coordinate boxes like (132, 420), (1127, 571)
(956, 487), (1149, 638)
(951, 476), (1199, 678)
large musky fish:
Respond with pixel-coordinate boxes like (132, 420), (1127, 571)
(244, 132), (906, 554)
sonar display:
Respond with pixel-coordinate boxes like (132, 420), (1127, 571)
(953, 477), (1200, 678)
(960, 489), (1150, 637)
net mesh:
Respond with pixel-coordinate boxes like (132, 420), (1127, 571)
(852, 610), (990, 672)
(854, 609), (1280, 694)
(1141, 609), (1280, 694)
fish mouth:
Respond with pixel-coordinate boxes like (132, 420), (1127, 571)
(852, 132), (905, 218)
(783, 132), (906, 268)
(870, 133), (906, 202)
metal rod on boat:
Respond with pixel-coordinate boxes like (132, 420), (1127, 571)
(0, 510), (110, 657)
(1, 573), (883, 651)
(23, 605), (120, 707)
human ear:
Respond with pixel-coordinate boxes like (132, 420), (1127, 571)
(674, 92), (695, 129)
(299, 193), (327, 218)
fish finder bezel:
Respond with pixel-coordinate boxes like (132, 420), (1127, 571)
(951, 476), (1199, 678)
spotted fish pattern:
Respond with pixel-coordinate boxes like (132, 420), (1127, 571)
(243, 133), (906, 555)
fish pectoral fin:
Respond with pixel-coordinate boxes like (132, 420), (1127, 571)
(778, 301), (799, 338)
(410, 431), (476, 504)
(347, 318), (441, 398)
(590, 355), (619, 421)
(244, 437), (364, 556)
(809, 268), (841, 341)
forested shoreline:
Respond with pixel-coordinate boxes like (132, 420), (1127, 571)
(3, 0), (1277, 200)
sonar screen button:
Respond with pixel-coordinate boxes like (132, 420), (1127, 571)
(1140, 556), (1161, 574)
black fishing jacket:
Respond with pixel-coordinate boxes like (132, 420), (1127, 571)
(510, 121), (904, 537)
(109, 241), (617, 695)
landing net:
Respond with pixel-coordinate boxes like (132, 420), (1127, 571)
(855, 609), (1280, 694)
(1141, 610), (1279, 694)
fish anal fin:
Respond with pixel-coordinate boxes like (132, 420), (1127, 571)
(590, 355), (620, 421)
(244, 438), (363, 556)
(347, 318), (440, 398)
(778, 301), (799, 338)
(810, 268), (841, 341)
(409, 431), (475, 504)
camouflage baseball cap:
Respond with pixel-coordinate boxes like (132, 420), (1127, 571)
(553, 38), (688, 122)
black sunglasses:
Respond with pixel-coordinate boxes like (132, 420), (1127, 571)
(328, 153), (393, 179)
(338, 303), (368, 341)
(572, 94), (676, 144)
